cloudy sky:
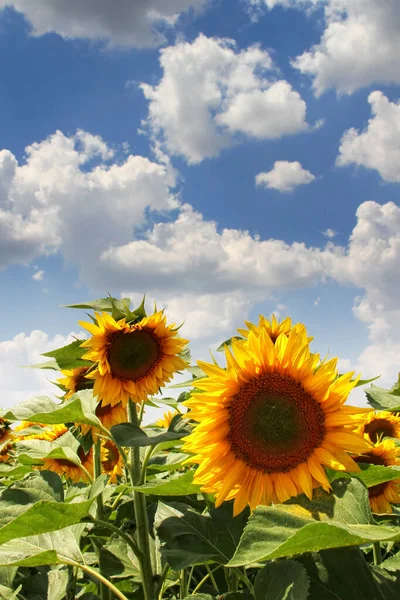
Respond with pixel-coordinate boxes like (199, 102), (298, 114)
(1, 0), (400, 410)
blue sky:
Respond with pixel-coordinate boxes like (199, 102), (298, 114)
(1, 0), (400, 409)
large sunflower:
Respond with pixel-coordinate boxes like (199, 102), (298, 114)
(356, 410), (400, 443)
(57, 366), (93, 399)
(183, 324), (370, 515)
(79, 311), (188, 406)
(354, 439), (400, 513)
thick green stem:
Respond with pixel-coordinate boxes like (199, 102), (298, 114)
(129, 400), (155, 600)
(61, 558), (129, 600)
(373, 542), (382, 565)
(92, 440), (109, 600)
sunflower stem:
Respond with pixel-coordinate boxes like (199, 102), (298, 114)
(93, 440), (109, 600)
(129, 400), (155, 600)
(373, 542), (382, 565)
(61, 558), (129, 600)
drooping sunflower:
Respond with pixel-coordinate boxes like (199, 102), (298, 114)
(356, 410), (400, 443)
(183, 323), (371, 515)
(156, 409), (180, 428)
(354, 439), (400, 513)
(79, 311), (188, 406)
(41, 446), (93, 483)
(57, 366), (93, 399)
(101, 440), (123, 483)
(79, 401), (127, 439)
(237, 314), (312, 344)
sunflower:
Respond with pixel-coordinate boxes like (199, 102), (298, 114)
(41, 446), (93, 483)
(0, 443), (13, 463)
(156, 409), (180, 428)
(15, 423), (68, 442)
(0, 417), (13, 444)
(356, 410), (400, 443)
(183, 323), (371, 515)
(57, 366), (93, 399)
(101, 440), (123, 483)
(79, 401), (127, 438)
(79, 311), (188, 406)
(237, 314), (312, 344)
(354, 439), (400, 513)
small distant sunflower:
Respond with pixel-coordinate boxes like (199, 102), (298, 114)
(101, 440), (123, 483)
(356, 411), (400, 443)
(41, 446), (93, 483)
(79, 401), (127, 439)
(79, 311), (188, 406)
(15, 423), (68, 442)
(0, 417), (13, 444)
(156, 409), (180, 428)
(354, 439), (400, 513)
(57, 366), (92, 399)
(237, 314), (312, 344)
(183, 323), (370, 515)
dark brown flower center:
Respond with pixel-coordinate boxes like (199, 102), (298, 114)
(108, 329), (161, 381)
(228, 372), (326, 473)
(364, 419), (395, 443)
(355, 453), (387, 497)
(72, 367), (92, 393)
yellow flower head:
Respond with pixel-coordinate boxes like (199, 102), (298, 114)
(183, 321), (370, 515)
(57, 366), (92, 399)
(356, 410), (400, 443)
(79, 311), (188, 406)
(41, 446), (93, 483)
(101, 440), (123, 483)
(0, 417), (13, 445)
(15, 422), (68, 442)
(156, 409), (180, 428)
(237, 314), (312, 344)
(354, 439), (400, 513)
(79, 401), (127, 439)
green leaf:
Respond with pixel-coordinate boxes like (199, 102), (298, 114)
(389, 374), (400, 396)
(63, 297), (130, 311)
(0, 584), (22, 600)
(111, 422), (187, 447)
(0, 528), (82, 567)
(4, 390), (101, 428)
(0, 566), (17, 588)
(356, 463), (400, 488)
(27, 359), (60, 371)
(183, 596), (214, 600)
(0, 464), (33, 479)
(300, 547), (400, 600)
(228, 479), (400, 567)
(365, 385), (400, 411)
(381, 550), (400, 571)
(147, 452), (190, 473)
(47, 568), (70, 600)
(132, 471), (200, 496)
(42, 340), (92, 370)
(216, 336), (243, 352)
(254, 559), (309, 600)
(354, 375), (381, 387)
(99, 538), (140, 580)
(155, 501), (249, 570)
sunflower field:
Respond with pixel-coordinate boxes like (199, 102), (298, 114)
(1, 296), (400, 600)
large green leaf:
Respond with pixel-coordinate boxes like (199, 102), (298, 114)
(47, 568), (70, 600)
(300, 547), (400, 600)
(0, 528), (82, 567)
(381, 550), (400, 572)
(254, 559), (309, 600)
(0, 472), (100, 544)
(132, 471), (200, 496)
(111, 422), (188, 447)
(229, 479), (400, 566)
(365, 385), (400, 411)
(4, 390), (101, 428)
(155, 501), (249, 570)
(41, 339), (92, 370)
(99, 538), (140, 580)
(356, 464), (400, 487)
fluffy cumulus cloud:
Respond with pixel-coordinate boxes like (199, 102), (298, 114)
(0, 330), (78, 409)
(255, 160), (315, 192)
(0, 129), (177, 273)
(141, 34), (309, 163)
(0, 0), (209, 47)
(290, 0), (400, 95)
(337, 91), (400, 182)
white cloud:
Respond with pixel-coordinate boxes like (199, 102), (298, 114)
(0, 0), (209, 47)
(0, 330), (78, 409)
(1, 129), (177, 273)
(322, 228), (336, 239)
(32, 269), (44, 281)
(337, 91), (400, 182)
(141, 34), (309, 163)
(291, 0), (400, 95)
(313, 296), (320, 306)
(255, 160), (315, 192)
